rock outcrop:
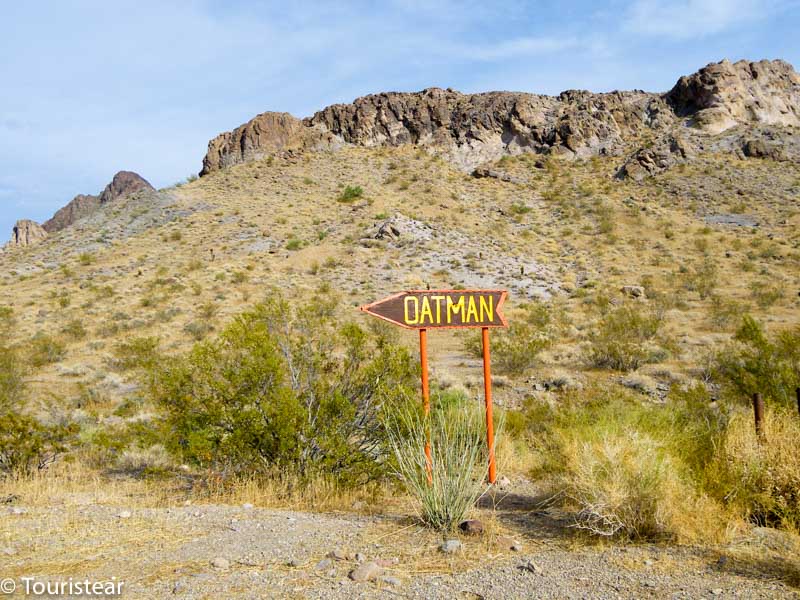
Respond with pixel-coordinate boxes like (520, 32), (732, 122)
(98, 171), (154, 206)
(10, 220), (47, 247)
(42, 171), (153, 233)
(199, 59), (799, 177)
(666, 59), (800, 134)
(201, 112), (307, 175)
(615, 134), (693, 181)
(42, 194), (100, 233)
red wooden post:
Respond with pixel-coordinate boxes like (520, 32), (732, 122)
(419, 328), (432, 482)
(481, 327), (497, 484)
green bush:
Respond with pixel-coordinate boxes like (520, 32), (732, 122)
(683, 258), (718, 299)
(337, 185), (364, 203)
(62, 319), (87, 340)
(148, 293), (416, 483)
(0, 346), (24, 413)
(715, 315), (800, 407)
(0, 338), (76, 475)
(111, 337), (160, 372)
(28, 334), (66, 368)
(0, 413), (75, 475)
(464, 302), (562, 374)
(588, 303), (665, 371)
(526, 387), (727, 542)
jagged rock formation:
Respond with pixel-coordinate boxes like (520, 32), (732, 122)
(10, 220), (48, 247)
(98, 171), (154, 206)
(201, 112), (306, 175)
(42, 171), (154, 234)
(666, 59), (800, 134)
(615, 135), (694, 181)
(199, 59), (799, 177)
(42, 194), (100, 233)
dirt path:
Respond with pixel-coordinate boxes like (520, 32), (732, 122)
(4, 493), (798, 599)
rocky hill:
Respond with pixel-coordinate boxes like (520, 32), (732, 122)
(201, 59), (800, 177)
(42, 171), (154, 234)
(4, 171), (155, 248)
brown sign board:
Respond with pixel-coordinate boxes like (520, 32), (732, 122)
(359, 289), (508, 329)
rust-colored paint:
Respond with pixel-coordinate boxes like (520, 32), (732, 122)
(419, 328), (432, 483)
(482, 327), (496, 484)
(359, 289), (508, 329)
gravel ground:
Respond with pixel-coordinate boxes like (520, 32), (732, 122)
(3, 498), (798, 599)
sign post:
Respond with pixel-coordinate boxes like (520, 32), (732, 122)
(419, 327), (432, 482)
(360, 289), (508, 484)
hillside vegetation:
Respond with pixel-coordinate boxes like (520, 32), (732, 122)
(2, 58), (800, 594)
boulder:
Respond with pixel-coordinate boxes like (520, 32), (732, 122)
(10, 219), (47, 247)
(616, 135), (692, 181)
(348, 561), (382, 582)
(621, 285), (646, 299)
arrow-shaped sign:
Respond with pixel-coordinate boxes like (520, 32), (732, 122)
(359, 289), (508, 329)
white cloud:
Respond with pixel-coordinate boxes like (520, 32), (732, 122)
(623, 0), (784, 39)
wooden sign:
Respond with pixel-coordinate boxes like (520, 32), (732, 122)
(359, 288), (509, 484)
(359, 289), (508, 329)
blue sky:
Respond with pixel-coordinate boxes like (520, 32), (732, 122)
(1, 0), (798, 236)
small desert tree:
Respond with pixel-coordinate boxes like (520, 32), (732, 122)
(715, 315), (800, 407)
(149, 292), (417, 482)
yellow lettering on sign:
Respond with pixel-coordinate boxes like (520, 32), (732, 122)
(466, 296), (479, 323)
(430, 296), (445, 324)
(404, 296), (419, 324)
(446, 296), (464, 324)
(419, 296), (434, 325)
(479, 295), (494, 323)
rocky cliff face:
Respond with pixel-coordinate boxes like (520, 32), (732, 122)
(199, 59), (799, 176)
(201, 112), (306, 175)
(41, 171), (154, 234)
(42, 194), (100, 233)
(666, 59), (800, 134)
(10, 220), (48, 247)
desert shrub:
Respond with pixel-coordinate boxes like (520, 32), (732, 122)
(62, 318), (87, 340)
(683, 258), (718, 299)
(0, 413), (75, 475)
(0, 346), (24, 412)
(750, 281), (783, 309)
(385, 391), (491, 530)
(337, 185), (364, 203)
(111, 337), (160, 372)
(708, 294), (744, 330)
(28, 333), (66, 367)
(464, 302), (563, 374)
(715, 316), (800, 407)
(527, 388), (727, 542)
(184, 320), (214, 341)
(588, 303), (665, 371)
(0, 348), (75, 475)
(285, 238), (302, 251)
(707, 408), (800, 529)
(148, 293), (416, 483)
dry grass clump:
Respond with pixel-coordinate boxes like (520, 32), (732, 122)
(557, 429), (724, 542)
(709, 409), (800, 529)
(527, 388), (729, 543)
(386, 394), (492, 531)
